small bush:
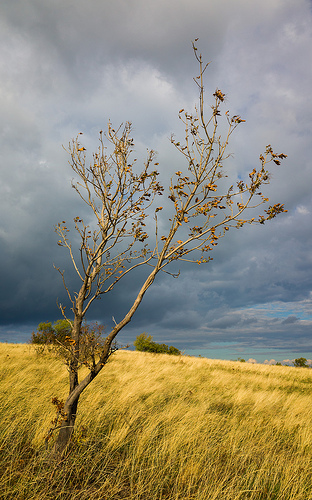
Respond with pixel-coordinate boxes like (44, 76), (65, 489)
(134, 333), (181, 355)
(30, 320), (108, 366)
(31, 319), (71, 346)
(294, 357), (309, 368)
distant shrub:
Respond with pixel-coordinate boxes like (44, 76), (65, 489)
(31, 320), (71, 347)
(293, 357), (309, 368)
(134, 333), (181, 356)
(30, 320), (107, 365)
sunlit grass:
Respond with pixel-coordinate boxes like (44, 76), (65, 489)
(1, 343), (312, 499)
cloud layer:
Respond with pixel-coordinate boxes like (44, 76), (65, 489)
(0, 0), (311, 361)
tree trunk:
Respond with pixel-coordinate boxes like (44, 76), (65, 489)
(54, 394), (80, 456)
(53, 312), (82, 456)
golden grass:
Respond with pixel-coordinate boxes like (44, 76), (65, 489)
(1, 344), (312, 499)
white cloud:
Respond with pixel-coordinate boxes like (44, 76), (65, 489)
(296, 205), (310, 215)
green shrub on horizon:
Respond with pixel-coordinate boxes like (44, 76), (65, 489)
(294, 357), (309, 368)
(134, 332), (181, 355)
(30, 320), (107, 363)
(30, 319), (72, 346)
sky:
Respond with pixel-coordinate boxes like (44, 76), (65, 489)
(0, 0), (311, 363)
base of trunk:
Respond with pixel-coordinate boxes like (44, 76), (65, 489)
(53, 397), (79, 457)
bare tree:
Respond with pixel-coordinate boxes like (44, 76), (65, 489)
(53, 41), (287, 454)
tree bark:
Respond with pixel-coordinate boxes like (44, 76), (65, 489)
(53, 313), (82, 456)
(54, 396), (80, 456)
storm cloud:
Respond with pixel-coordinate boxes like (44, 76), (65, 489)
(0, 0), (311, 361)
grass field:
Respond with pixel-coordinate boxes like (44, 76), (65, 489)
(1, 343), (312, 499)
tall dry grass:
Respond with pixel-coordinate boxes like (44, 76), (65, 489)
(1, 343), (312, 499)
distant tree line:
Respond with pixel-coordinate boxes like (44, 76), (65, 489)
(30, 323), (181, 358)
(274, 358), (310, 367)
(31, 326), (309, 368)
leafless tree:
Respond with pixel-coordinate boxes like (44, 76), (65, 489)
(53, 41), (287, 455)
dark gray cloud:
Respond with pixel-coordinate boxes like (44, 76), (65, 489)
(0, 0), (311, 361)
(282, 316), (299, 325)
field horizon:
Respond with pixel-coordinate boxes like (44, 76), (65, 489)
(1, 343), (312, 499)
(1, 338), (311, 366)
